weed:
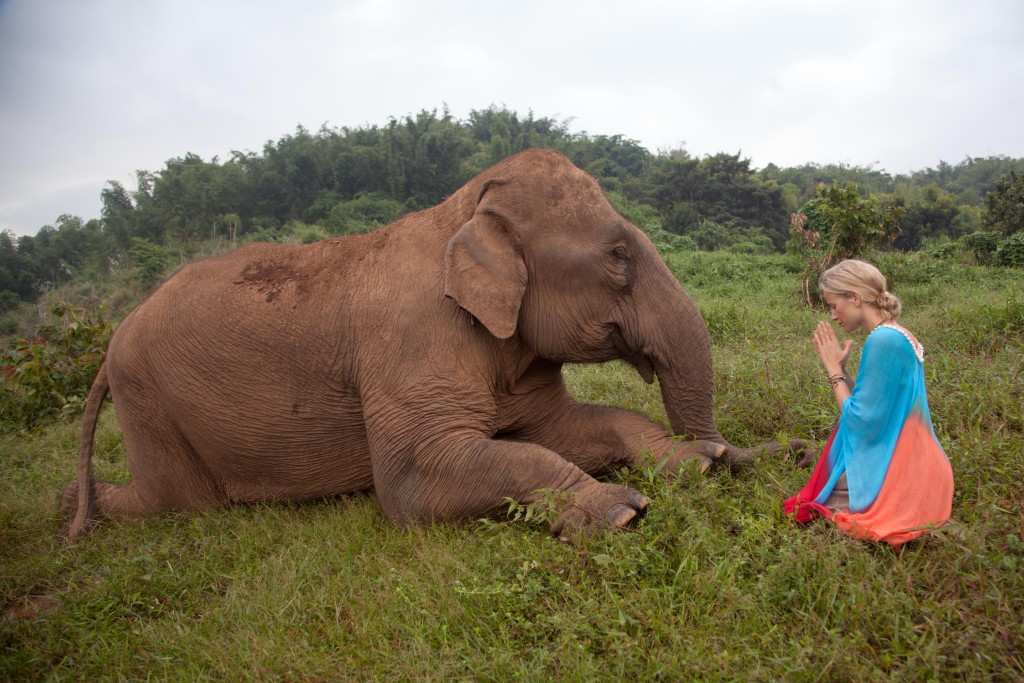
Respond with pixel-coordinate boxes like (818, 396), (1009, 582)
(1, 302), (111, 432)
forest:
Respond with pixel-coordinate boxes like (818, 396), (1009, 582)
(2, 105), (1023, 317)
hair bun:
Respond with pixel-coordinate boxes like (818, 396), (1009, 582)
(876, 290), (902, 321)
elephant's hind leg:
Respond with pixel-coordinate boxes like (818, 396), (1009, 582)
(64, 402), (225, 524)
(124, 416), (223, 512)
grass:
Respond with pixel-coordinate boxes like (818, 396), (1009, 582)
(2, 251), (1023, 680)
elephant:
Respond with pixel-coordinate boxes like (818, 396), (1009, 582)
(61, 148), (807, 542)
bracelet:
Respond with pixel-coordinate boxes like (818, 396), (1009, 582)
(826, 372), (847, 388)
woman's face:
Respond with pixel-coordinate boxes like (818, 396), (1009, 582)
(822, 290), (862, 332)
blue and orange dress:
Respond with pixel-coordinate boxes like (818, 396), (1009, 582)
(785, 324), (954, 547)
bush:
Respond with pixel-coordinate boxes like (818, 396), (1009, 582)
(690, 220), (732, 251)
(130, 238), (171, 290)
(0, 291), (21, 313)
(962, 231), (1000, 265)
(647, 229), (696, 256)
(323, 193), (408, 235)
(926, 237), (959, 261)
(605, 191), (662, 231)
(285, 221), (331, 244)
(0, 302), (111, 432)
(995, 233), (1024, 268)
(728, 235), (775, 255)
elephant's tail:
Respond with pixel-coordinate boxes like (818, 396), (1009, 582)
(62, 364), (109, 542)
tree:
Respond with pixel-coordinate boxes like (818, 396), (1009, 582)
(645, 151), (789, 249)
(760, 161), (896, 207)
(983, 171), (1024, 235)
(129, 238), (170, 291)
(100, 180), (136, 249)
(894, 183), (960, 250)
(788, 182), (904, 306)
(3, 106), (1022, 309)
(905, 156), (1024, 204)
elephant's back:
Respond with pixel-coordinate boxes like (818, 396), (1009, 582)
(116, 241), (356, 340)
(107, 241), (359, 404)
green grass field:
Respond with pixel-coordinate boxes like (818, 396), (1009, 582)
(2, 252), (1022, 680)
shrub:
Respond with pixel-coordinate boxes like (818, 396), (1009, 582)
(284, 221), (330, 244)
(926, 237), (959, 261)
(690, 220), (733, 251)
(323, 193), (407, 235)
(728, 235), (775, 255)
(995, 233), (1024, 268)
(0, 291), (21, 313)
(130, 237), (171, 290)
(647, 229), (697, 256)
(605, 191), (662, 231)
(962, 231), (1000, 265)
(0, 301), (111, 432)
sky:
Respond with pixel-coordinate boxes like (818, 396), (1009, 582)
(1, 0), (1022, 237)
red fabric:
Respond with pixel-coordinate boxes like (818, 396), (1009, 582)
(783, 427), (838, 522)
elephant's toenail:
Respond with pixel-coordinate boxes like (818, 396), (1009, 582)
(607, 504), (638, 527)
(629, 491), (650, 511)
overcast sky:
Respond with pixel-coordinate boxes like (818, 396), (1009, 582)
(1, 0), (1022, 236)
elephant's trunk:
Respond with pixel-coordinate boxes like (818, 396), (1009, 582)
(622, 244), (725, 445)
(652, 324), (724, 444)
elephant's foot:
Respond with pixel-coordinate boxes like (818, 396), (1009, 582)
(668, 439), (728, 474)
(716, 438), (819, 471)
(549, 481), (650, 542)
(59, 478), (79, 514)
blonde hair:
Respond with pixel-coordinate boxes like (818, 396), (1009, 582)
(819, 259), (902, 321)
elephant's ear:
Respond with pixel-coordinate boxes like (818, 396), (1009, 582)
(444, 185), (526, 339)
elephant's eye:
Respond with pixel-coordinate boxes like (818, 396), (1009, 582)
(612, 246), (629, 261)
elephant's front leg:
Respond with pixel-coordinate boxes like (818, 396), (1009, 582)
(500, 379), (726, 477)
(364, 407), (650, 537)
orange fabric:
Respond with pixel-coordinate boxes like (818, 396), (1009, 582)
(831, 414), (953, 547)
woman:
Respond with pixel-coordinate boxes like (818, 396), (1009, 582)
(784, 259), (954, 546)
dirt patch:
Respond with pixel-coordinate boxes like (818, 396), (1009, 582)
(4, 595), (62, 621)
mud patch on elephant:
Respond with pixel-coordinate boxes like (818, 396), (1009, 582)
(238, 258), (315, 303)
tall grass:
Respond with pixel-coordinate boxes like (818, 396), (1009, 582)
(2, 252), (1022, 680)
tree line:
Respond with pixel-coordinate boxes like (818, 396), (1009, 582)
(2, 105), (1023, 309)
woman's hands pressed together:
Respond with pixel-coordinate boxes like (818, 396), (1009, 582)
(812, 321), (852, 376)
(812, 321), (854, 408)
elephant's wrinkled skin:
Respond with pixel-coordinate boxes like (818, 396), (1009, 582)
(62, 149), (807, 541)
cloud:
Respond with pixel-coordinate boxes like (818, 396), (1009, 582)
(1, 0), (1022, 235)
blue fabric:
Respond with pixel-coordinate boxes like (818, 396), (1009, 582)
(812, 326), (929, 513)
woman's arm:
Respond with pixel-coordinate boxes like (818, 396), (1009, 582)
(812, 321), (853, 411)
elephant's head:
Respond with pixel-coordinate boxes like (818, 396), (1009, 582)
(444, 148), (723, 444)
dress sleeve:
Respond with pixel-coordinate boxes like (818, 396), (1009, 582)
(828, 327), (920, 512)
